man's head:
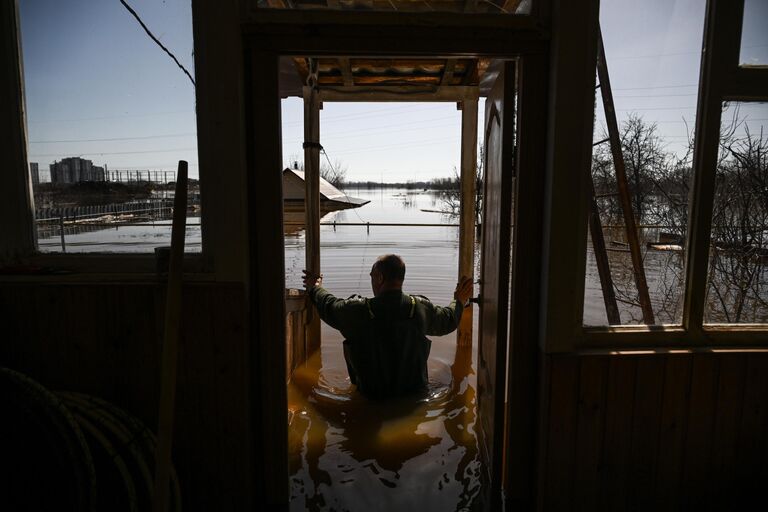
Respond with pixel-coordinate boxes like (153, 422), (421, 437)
(370, 254), (406, 296)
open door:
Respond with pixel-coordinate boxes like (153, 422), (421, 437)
(476, 60), (516, 510)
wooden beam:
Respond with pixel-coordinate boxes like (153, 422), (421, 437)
(303, 84), (322, 352)
(0, 0), (36, 258)
(596, 27), (654, 324)
(457, 98), (478, 347)
(316, 85), (479, 102)
(338, 57), (354, 86)
(538, 0), (601, 352)
(246, 48), (288, 506)
(684, 0), (744, 336)
(441, 59), (456, 85)
(152, 161), (188, 512)
(191, 0), (248, 279)
(462, 59), (477, 85)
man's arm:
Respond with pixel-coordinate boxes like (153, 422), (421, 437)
(303, 270), (364, 332)
(422, 276), (473, 336)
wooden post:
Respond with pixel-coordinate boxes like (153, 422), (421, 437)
(588, 180), (621, 324)
(0, 0), (36, 258)
(152, 161), (188, 512)
(303, 82), (322, 353)
(458, 97), (478, 346)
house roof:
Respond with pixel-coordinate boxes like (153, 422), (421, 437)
(282, 168), (370, 207)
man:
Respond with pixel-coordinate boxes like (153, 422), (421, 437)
(303, 254), (473, 400)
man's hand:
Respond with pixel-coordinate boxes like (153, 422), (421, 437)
(454, 276), (473, 306)
(302, 270), (323, 290)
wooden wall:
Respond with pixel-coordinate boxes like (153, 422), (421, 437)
(538, 351), (768, 510)
(0, 281), (253, 510)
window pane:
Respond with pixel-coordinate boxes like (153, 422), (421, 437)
(583, 0), (705, 326)
(740, 0), (768, 66)
(704, 102), (768, 324)
(255, 0), (531, 15)
(20, 0), (200, 253)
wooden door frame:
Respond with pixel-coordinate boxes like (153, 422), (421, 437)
(243, 15), (550, 507)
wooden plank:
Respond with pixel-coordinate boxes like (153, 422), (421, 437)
(542, 355), (579, 510)
(709, 353), (747, 507)
(316, 85), (479, 102)
(337, 57), (353, 86)
(588, 179), (621, 324)
(246, 49), (288, 506)
(457, 97), (477, 347)
(441, 59), (456, 85)
(683, 0), (744, 334)
(680, 353), (718, 508)
(153, 162), (188, 512)
(504, 51), (548, 508)
(476, 60), (516, 511)
(627, 356), (665, 510)
(0, 282), (251, 508)
(0, 0), (36, 257)
(596, 27), (654, 324)
(573, 356), (608, 509)
(303, 84), (322, 353)
(654, 354), (692, 506)
(191, 0), (248, 279)
(599, 357), (637, 511)
(734, 354), (768, 506)
(538, 0), (600, 352)
(504, 55), (549, 509)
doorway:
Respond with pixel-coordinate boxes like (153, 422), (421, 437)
(245, 23), (548, 508)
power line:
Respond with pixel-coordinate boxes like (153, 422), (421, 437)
(118, 0), (195, 87)
(27, 110), (195, 124)
(30, 147), (197, 158)
(29, 132), (196, 144)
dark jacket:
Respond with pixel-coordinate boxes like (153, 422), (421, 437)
(309, 287), (463, 399)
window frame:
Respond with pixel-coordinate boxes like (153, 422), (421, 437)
(0, 0), (232, 278)
(562, 0), (768, 350)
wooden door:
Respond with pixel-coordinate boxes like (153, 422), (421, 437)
(477, 60), (516, 510)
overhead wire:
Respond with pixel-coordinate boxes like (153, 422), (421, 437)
(118, 0), (196, 87)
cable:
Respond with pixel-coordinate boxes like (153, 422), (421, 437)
(118, 0), (195, 87)
(30, 132), (196, 144)
(320, 147), (368, 225)
(30, 147), (197, 158)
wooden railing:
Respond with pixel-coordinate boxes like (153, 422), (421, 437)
(285, 290), (308, 382)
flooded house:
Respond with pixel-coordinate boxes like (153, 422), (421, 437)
(282, 168), (369, 227)
(1, 0), (767, 510)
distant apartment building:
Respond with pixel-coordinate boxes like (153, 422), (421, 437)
(29, 162), (39, 186)
(49, 157), (106, 184)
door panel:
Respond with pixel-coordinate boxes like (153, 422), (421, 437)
(477, 60), (516, 510)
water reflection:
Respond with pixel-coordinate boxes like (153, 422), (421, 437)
(288, 334), (481, 511)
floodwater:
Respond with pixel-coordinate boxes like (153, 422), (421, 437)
(284, 189), (482, 511)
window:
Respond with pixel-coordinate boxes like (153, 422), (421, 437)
(583, 0), (706, 326)
(740, 0), (768, 67)
(19, 0), (200, 254)
(704, 102), (768, 324)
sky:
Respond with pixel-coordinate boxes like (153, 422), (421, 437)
(19, 0), (768, 183)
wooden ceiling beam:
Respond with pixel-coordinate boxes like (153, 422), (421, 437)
(338, 57), (354, 86)
(441, 59), (456, 85)
(316, 84), (479, 102)
(462, 59), (477, 85)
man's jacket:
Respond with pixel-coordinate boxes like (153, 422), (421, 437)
(308, 287), (463, 399)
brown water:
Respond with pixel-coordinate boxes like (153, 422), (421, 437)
(285, 189), (483, 511)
